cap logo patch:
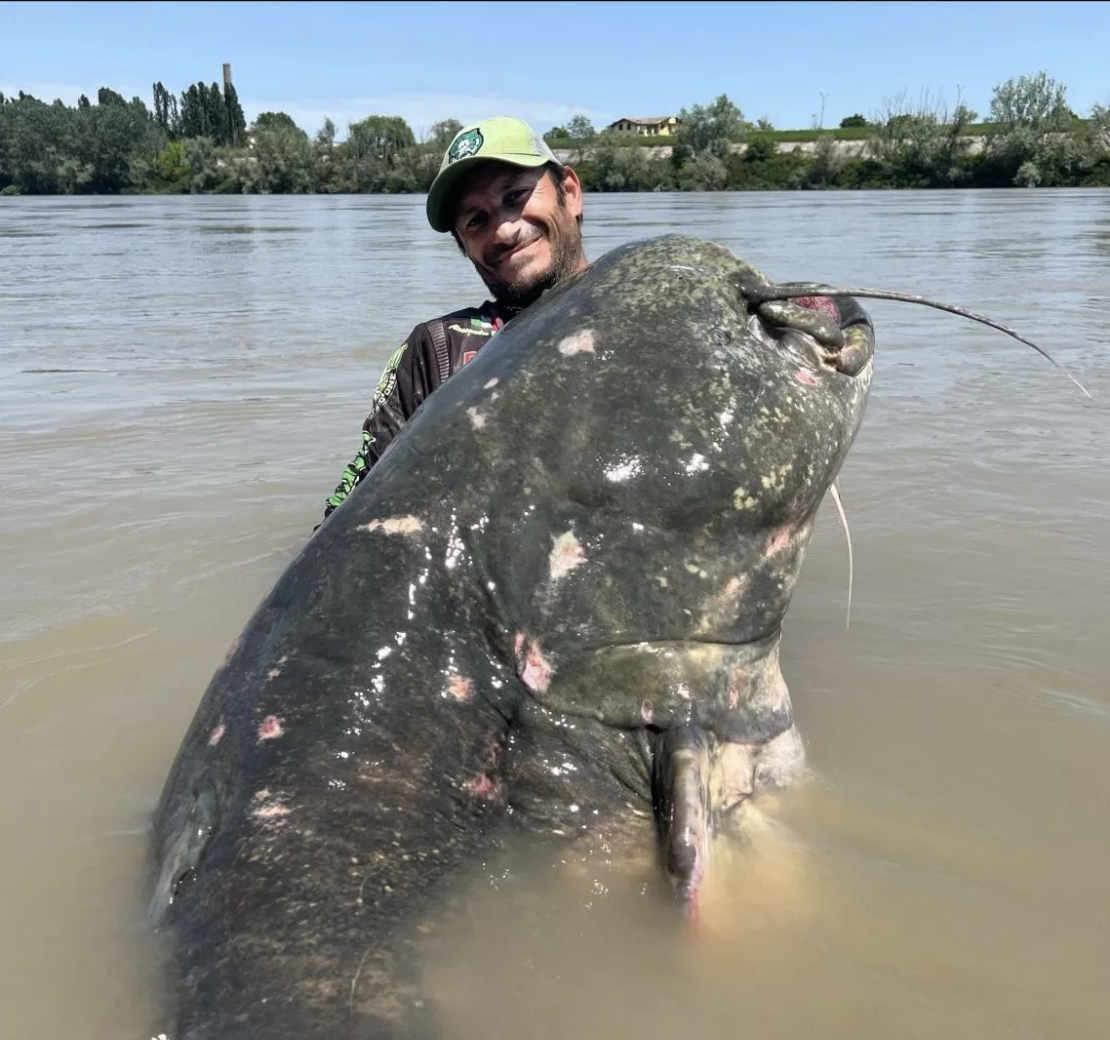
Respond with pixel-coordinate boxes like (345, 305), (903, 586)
(448, 128), (484, 164)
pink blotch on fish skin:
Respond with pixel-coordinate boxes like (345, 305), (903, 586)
(484, 378), (499, 389)
(641, 699), (654, 725)
(795, 368), (818, 386)
(557, 329), (597, 356)
(267, 668), (281, 680)
(463, 774), (503, 801)
(514, 633), (554, 694)
(208, 722), (226, 747)
(258, 715), (284, 741)
(446, 674), (474, 702)
(765, 524), (793, 558)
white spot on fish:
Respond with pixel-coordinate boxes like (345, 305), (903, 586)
(685, 453), (709, 474)
(208, 722), (225, 746)
(361, 516), (423, 536)
(484, 378), (499, 389)
(445, 529), (465, 569)
(549, 531), (587, 582)
(557, 329), (597, 355)
(605, 457), (641, 482)
(733, 487), (757, 510)
(267, 668), (281, 680)
(466, 407), (486, 429)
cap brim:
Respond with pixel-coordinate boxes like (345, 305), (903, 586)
(426, 152), (552, 233)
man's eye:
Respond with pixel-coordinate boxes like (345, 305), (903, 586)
(506, 189), (528, 206)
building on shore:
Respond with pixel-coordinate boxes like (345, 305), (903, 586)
(605, 115), (682, 137)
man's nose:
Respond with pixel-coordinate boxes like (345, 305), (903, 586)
(490, 210), (521, 246)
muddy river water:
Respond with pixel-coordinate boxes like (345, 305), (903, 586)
(1, 189), (1108, 1039)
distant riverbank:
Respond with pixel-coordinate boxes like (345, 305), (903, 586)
(3, 74), (1108, 196)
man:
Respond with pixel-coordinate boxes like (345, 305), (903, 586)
(320, 116), (589, 523)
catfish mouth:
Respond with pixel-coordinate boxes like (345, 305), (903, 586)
(747, 291), (876, 381)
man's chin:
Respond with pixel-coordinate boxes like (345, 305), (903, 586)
(484, 267), (556, 309)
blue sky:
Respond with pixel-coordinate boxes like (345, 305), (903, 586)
(2, 0), (1107, 139)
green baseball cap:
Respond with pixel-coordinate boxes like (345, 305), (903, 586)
(426, 116), (560, 233)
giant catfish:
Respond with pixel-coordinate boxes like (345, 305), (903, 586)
(148, 231), (1005, 1038)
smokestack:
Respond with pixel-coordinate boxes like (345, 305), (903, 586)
(223, 63), (233, 87)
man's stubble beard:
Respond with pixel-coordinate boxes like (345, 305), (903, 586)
(478, 215), (584, 312)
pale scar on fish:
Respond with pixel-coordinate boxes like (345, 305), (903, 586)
(549, 530), (587, 582)
(359, 516), (423, 536)
(557, 329), (597, 355)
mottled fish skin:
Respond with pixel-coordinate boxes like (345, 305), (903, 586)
(147, 234), (874, 1039)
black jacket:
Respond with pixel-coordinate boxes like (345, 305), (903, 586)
(322, 301), (513, 520)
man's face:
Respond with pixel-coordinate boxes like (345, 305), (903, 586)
(452, 162), (586, 309)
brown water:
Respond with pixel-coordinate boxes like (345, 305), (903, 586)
(1, 190), (1108, 1040)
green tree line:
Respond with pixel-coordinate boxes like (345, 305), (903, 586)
(1, 71), (1107, 196)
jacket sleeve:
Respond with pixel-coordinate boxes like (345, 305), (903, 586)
(321, 326), (437, 522)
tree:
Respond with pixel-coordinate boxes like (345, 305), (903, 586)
(988, 72), (1072, 132)
(677, 152), (728, 191)
(205, 83), (224, 141)
(544, 125), (568, 143)
(97, 87), (127, 108)
(744, 137), (777, 163)
(347, 115), (415, 163)
(840, 114), (868, 128)
(566, 115), (596, 141)
(253, 111), (301, 134)
(430, 119), (463, 151)
(223, 82), (246, 147)
(316, 117), (336, 151)
(1091, 102), (1110, 150)
(985, 73), (1078, 187)
(676, 94), (745, 160)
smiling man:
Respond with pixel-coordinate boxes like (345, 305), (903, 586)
(321, 117), (589, 524)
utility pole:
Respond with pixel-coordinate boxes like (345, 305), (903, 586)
(819, 91), (830, 129)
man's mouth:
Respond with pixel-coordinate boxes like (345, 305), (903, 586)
(491, 235), (542, 271)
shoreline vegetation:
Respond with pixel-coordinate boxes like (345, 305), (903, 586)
(2, 72), (1108, 197)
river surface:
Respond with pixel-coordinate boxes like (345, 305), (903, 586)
(1, 189), (1108, 1040)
